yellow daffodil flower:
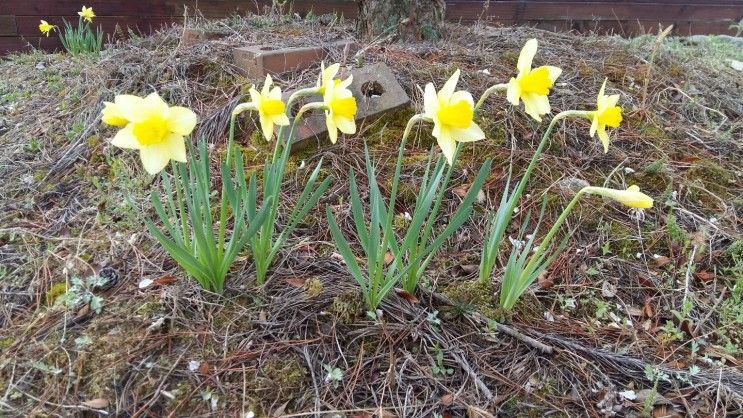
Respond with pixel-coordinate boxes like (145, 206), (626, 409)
(590, 78), (623, 153)
(106, 92), (197, 175)
(506, 39), (562, 122)
(323, 73), (357, 144)
(317, 62), (343, 95)
(585, 185), (653, 209)
(78, 6), (95, 23)
(423, 69), (485, 165)
(249, 74), (290, 141)
(101, 96), (138, 127)
(39, 20), (56, 36)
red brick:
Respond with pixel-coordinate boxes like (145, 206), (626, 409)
(232, 40), (356, 78)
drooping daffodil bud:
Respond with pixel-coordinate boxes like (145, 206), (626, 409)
(589, 78), (623, 153)
(248, 74), (290, 141)
(78, 6), (95, 23)
(322, 72), (357, 144)
(506, 39), (562, 122)
(105, 92), (197, 175)
(423, 69), (485, 165)
(39, 20), (56, 36)
(585, 185), (653, 209)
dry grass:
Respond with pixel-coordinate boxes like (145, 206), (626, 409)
(1, 13), (742, 417)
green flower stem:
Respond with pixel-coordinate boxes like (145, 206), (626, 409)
(475, 83), (509, 111)
(519, 187), (588, 283)
(287, 87), (322, 117)
(478, 109), (589, 285)
(509, 110), (590, 216)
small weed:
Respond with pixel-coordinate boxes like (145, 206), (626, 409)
(431, 344), (453, 377)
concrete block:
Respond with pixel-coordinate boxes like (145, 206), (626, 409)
(285, 62), (411, 151)
(232, 40), (356, 78)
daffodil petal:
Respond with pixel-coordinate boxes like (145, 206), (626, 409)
(111, 124), (141, 149)
(326, 116), (338, 144)
(517, 39), (538, 74)
(506, 78), (521, 106)
(139, 145), (171, 175)
(143, 92), (169, 115)
(598, 78), (608, 100)
(260, 115), (274, 140)
(605, 94), (620, 108)
(167, 106), (197, 136)
(339, 75), (353, 89)
(269, 85), (282, 100)
(114, 95), (145, 122)
(262, 74), (272, 96)
(438, 69), (460, 102)
(589, 115), (599, 137)
(435, 128), (457, 165)
(336, 117), (356, 135)
(521, 93), (545, 122)
(164, 133), (187, 162)
(546, 66), (562, 83)
(449, 122), (485, 142)
(597, 126), (610, 153)
(450, 90), (475, 106)
(273, 113), (290, 126)
(424, 83), (439, 118)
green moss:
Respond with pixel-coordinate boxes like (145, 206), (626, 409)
(261, 355), (307, 393)
(329, 290), (365, 323)
(607, 221), (643, 259)
(0, 336), (14, 349)
(46, 282), (68, 306)
(441, 279), (497, 318)
(305, 277), (323, 298)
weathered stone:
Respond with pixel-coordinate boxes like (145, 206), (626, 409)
(232, 40), (356, 78)
(285, 62), (411, 151)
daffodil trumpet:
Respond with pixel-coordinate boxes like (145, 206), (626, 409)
(499, 184), (652, 311)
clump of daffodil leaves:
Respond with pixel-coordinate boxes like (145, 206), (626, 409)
(40, 5), (102, 55)
(103, 37), (654, 313)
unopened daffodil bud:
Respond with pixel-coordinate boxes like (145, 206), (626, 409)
(589, 78), (623, 153)
(584, 185), (653, 209)
(423, 69), (485, 165)
(506, 39), (562, 122)
(106, 92), (197, 175)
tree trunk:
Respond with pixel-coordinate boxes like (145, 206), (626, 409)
(357, 0), (446, 41)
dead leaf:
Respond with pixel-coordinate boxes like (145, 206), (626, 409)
(601, 281), (617, 298)
(452, 184), (470, 198)
(384, 252), (394, 265)
(626, 306), (644, 317)
(395, 288), (419, 304)
(680, 319), (694, 338)
(467, 405), (495, 418)
(196, 362), (211, 375)
(653, 255), (672, 267)
(81, 398), (109, 409)
(643, 299), (654, 318)
(376, 408), (397, 418)
(285, 277), (306, 288)
(537, 271), (554, 289)
(694, 271), (714, 283)
(457, 264), (479, 275)
(440, 393), (454, 406)
(258, 310), (267, 321)
(153, 274), (177, 286)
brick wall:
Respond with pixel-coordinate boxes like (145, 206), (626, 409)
(1, 0), (741, 54)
